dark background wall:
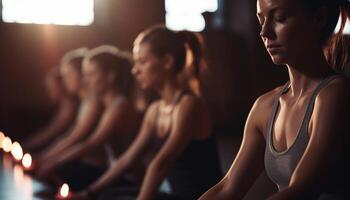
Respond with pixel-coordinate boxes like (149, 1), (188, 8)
(0, 0), (287, 140)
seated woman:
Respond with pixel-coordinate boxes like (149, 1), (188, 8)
(34, 48), (103, 181)
(199, 0), (350, 199)
(37, 45), (142, 191)
(71, 25), (222, 200)
(23, 66), (80, 153)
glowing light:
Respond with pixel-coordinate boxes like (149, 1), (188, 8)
(2, 137), (12, 152)
(0, 131), (5, 149)
(335, 17), (350, 34)
(60, 183), (69, 198)
(22, 153), (32, 169)
(11, 142), (23, 161)
(165, 0), (218, 31)
(14, 164), (24, 184)
(2, 0), (94, 26)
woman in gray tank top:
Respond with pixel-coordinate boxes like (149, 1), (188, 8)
(199, 0), (350, 199)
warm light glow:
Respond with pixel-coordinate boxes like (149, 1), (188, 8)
(60, 183), (69, 198)
(22, 153), (32, 168)
(165, 0), (218, 31)
(2, 137), (12, 152)
(0, 131), (5, 149)
(11, 142), (23, 161)
(14, 164), (24, 184)
(2, 0), (94, 26)
(335, 17), (350, 34)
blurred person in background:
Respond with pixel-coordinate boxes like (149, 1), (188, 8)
(37, 45), (143, 192)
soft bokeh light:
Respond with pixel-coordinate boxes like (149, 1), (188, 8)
(22, 153), (32, 169)
(11, 142), (23, 161)
(165, 0), (218, 31)
(13, 164), (24, 184)
(2, 0), (94, 26)
(60, 183), (69, 198)
(2, 137), (13, 153)
(0, 131), (5, 149)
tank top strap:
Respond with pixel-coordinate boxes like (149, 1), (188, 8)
(155, 90), (192, 143)
(299, 75), (342, 137)
(266, 82), (291, 144)
(174, 90), (193, 105)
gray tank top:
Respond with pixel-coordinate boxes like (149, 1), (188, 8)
(264, 75), (340, 191)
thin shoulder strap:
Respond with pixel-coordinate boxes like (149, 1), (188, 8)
(266, 82), (291, 143)
(299, 75), (341, 135)
(156, 90), (190, 138)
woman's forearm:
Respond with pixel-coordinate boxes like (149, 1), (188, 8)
(137, 162), (169, 200)
(88, 157), (131, 193)
(198, 181), (233, 200)
(51, 142), (91, 168)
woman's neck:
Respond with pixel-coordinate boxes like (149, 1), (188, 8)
(158, 78), (182, 105)
(286, 54), (335, 97)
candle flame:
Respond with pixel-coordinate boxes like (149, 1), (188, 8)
(60, 183), (69, 198)
(11, 142), (23, 161)
(2, 137), (12, 152)
(0, 131), (4, 149)
(22, 153), (32, 168)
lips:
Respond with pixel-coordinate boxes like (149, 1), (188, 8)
(266, 45), (282, 54)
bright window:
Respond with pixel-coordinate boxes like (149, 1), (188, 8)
(2, 0), (94, 26)
(165, 0), (218, 32)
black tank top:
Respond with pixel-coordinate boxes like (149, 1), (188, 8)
(153, 90), (222, 200)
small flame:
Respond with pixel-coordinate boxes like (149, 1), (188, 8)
(0, 131), (5, 149)
(60, 183), (69, 198)
(11, 142), (23, 161)
(2, 137), (12, 152)
(22, 153), (32, 168)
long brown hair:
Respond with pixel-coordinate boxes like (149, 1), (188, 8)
(302, 0), (350, 72)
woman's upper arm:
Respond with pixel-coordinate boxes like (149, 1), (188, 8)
(85, 101), (129, 146)
(288, 79), (350, 193)
(118, 102), (158, 164)
(211, 96), (268, 199)
(67, 98), (102, 141)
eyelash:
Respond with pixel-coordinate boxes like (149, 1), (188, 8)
(275, 15), (286, 22)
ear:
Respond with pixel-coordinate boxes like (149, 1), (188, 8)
(162, 54), (175, 71)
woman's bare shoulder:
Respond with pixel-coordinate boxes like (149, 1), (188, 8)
(254, 84), (285, 109)
(317, 76), (350, 100)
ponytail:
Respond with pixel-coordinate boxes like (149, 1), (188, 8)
(324, 0), (350, 72)
(176, 31), (208, 95)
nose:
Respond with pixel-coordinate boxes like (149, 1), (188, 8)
(259, 21), (273, 40)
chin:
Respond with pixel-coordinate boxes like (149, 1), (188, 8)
(270, 55), (288, 65)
